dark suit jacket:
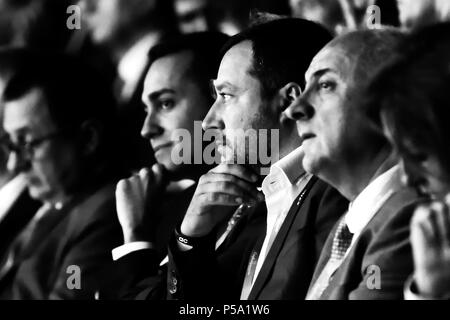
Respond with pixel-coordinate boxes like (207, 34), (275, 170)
(0, 182), (123, 300)
(309, 187), (421, 300)
(167, 176), (348, 300)
(0, 188), (41, 262)
(166, 200), (267, 300)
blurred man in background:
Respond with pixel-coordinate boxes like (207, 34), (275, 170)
(396, 0), (450, 29)
(0, 52), (124, 299)
(78, 0), (180, 172)
(0, 49), (41, 266)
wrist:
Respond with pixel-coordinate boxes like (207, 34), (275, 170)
(174, 223), (216, 248)
(122, 227), (154, 244)
(180, 220), (210, 238)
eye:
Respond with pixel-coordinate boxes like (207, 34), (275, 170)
(160, 99), (175, 110)
(318, 80), (336, 92)
(219, 92), (232, 102)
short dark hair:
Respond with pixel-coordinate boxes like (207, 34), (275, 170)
(148, 32), (230, 98)
(3, 50), (117, 160)
(366, 22), (450, 173)
(219, 18), (333, 98)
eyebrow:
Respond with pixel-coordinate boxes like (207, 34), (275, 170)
(306, 68), (338, 82)
(212, 80), (238, 92)
(145, 88), (176, 102)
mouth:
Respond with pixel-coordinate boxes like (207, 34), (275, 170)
(152, 142), (174, 153)
(300, 133), (315, 141)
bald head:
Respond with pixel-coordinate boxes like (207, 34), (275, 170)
(323, 28), (405, 85)
(288, 28), (406, 199)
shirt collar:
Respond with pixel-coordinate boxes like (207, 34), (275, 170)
(262, 147), (305, 195)
(346, 164), (403, 235)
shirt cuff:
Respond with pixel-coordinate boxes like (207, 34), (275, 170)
(111, 241), (154, 261)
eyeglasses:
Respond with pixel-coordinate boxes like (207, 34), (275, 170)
(0, 131), (64, 160)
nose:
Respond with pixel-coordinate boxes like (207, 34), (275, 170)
(141, 108), (163, 140)
(7, 152), (30, 175)
(285, 94), (314, 122)
(202, 101), (224, 132)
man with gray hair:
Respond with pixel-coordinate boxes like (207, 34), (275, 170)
(286, 28), (423, 299)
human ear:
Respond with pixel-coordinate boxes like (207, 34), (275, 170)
(278, 82), (302, 112)
(79, 120), (101, 156)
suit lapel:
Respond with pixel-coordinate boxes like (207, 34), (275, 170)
(18, 205), (70, 260)
(248, 176), (317, 299)
(0, 203), (71, 284)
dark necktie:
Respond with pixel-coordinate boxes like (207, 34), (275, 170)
(306, 219), (354, 300)
(330, 220), (353, 263)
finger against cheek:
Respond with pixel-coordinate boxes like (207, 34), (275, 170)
(128, 174), (144, 196)
(151, 163), (165, 185)
(445, 193), (450, 206)
(412, 205), (437, 243)
(412, 204), (433, 225)
(139, 167), (151, 192)
(116, 179), (131, 195)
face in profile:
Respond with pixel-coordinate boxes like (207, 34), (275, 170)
(141, 51), (211, 175)
(383, 124), (450, 199)
(2, 89), (82, 203)
(203, 40), (280, 169)
(288, 44), (374, 176)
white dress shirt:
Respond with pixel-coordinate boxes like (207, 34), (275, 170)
(345, 164), (403, 253)
(306, 164), (404, 300)
(251, 147), (311, 286)
(0, 174), (28, 224)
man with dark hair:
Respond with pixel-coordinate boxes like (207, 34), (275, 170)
(169, 18), (348, 300)
(107, 32), (230, 299)
(0, 49), (41, 268)
(78, 0), (180, 173)
(286, 28), (422, 299)
(0, 52), (123, 299)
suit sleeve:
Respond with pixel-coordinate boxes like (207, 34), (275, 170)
(348, 203), (416, 300)
(47, 213), (123, 300)
(166, 231), (218, 300)
(166, 207), (264, 300)
(113, 249), (166, 300)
